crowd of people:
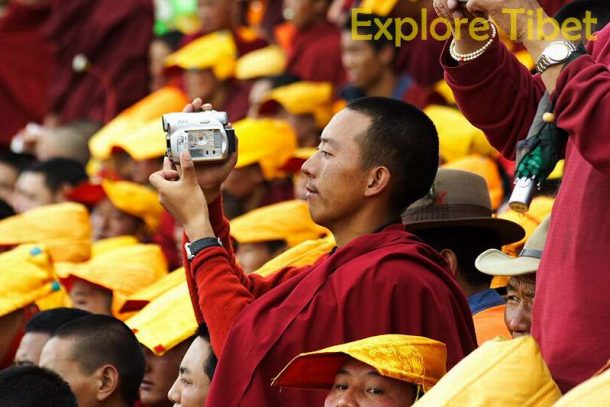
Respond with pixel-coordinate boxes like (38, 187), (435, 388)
(0, 0), (609, 405)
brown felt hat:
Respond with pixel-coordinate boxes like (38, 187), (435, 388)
(403, 169), (525, 245)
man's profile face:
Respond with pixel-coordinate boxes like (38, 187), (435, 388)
(505, 273), (536, 338)
(14, 332), (50, 366)
(140, 343), (189, 407)
(324, 358), (417, 407)
(13, 172), (55, 213)
(91, 198), (143, 241)
(69, 279), (113, 316)
(167, 337), (212, 407)
(183, 69), (220, 103)
(301, 108), (371, 228)
(39, 336), (99, 407)
(341, 31), (385, 91)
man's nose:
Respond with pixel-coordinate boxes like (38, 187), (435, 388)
(507, 304), (531, 336)
(301, 153), (317, 178)
(335, 389), (358, 407)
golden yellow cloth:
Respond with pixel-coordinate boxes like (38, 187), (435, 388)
(554, 365), (610, 406)
(236, 45), (287, 80)
(102, 180), (163, 233)
(413, 336), (561, 406)
(272, 334), (446, 392)
(119, 268), (186, 314)
(358, 0), (399, 16)
(499, 196), (555, 257)
(92, 236), (139, 258)
(254, 235), (335, 277)
(262, 82), (334, 128)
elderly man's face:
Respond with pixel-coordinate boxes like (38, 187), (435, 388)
(505, 273), (536, 338)
(167, 337), (213, 407)
(324, 358), (417, 407)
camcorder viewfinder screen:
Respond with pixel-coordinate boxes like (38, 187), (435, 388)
(186, 129), (221, 158)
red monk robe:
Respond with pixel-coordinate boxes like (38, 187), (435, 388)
(442, 24), (610, 391)
(184, 197), (477, 406)
(0, 1), (53, 147)
(44, 0), (153, 125)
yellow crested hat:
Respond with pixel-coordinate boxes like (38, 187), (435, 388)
(412, 336), (561, 406)
(359, 0), (399, 16)
(101, 180), (163, 233)
(120, 268), (186, 314)
(273, 334), (447, 393)
(254, 234), (335, 277)
(424, 105), (497, 164)
(260, 82), (335, 129)
(236, 45), (287, 80)
(126, 282), (197, 356)
(89, 86), (188, 160)
(230, 200), (328, 248)
(113, 118), (167, 161)
(92, 235), (139, 258)
(0, 203), (91, 263)
(234, 118), (297, 180)
(442, 155), (504, 210)
(0, 245), (56, 317)
(165, 31), (237, 80)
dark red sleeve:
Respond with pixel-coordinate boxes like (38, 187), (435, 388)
(442, 36), (546, 160)
(553, 35), (610, 178)
(183, 196), (307, 355)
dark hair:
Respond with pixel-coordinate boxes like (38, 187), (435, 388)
(0, 199), (15, 220)
(26, 158), (88, 194)
(415, 227), (502, 286)
(0, 151), (37, 173)
(52, 314), (145, 404)
(25, 307), (91, 335)
(197, 324), (218, 380)
(554, 0), (610, 33)
(0, 365), (78, 407)
(268, 73), (302, 89)
(344, 13), (396, 52)
(154, 30), (184, 51)
(347, 97), (439, 215)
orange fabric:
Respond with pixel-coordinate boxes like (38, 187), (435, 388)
(472, 304), (510, 345)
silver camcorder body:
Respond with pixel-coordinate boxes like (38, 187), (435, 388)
(162, 110), (236, 163)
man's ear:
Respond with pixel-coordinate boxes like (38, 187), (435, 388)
(96, 364), (120, 402)
(439, 248), (459, 277)
(363, 166), (391, 198)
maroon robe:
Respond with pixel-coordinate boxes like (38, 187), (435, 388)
(184, 197), (477, 406)
(442, 25), (610, 391)
(0, 1), (53, 147)
(44, 0), (153, 125)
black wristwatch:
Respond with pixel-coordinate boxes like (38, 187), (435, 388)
(185, 237), (222, 261)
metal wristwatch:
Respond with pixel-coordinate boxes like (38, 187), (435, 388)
(185, 237), (222, 261)
(536, 41), (578, 74)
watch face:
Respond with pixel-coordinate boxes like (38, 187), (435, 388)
(547, 42), (571, 62)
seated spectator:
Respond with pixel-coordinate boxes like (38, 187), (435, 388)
(0, 365), (78, 407)
(126, 282), (197, 407)
(0, 151), (36, 205)
(414, 336), (561, 406)
(273, 334), (446, 406)
(229, 200), (329, 273)
(0, 245), (55, 369)
(403, 169), (524, 344)
(39, 314), (145, 407)
(12, 158), (88, 213)
(476, 216), (550, 338)
(168, 324), (217, 407)
(14, 307), (91, 366)
(57, 244), (168, 316)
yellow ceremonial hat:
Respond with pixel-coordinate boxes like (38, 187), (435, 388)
(119, 268), (186, 314)
(236, 45), (287, 80)
(89, 86), (188, 160)
(412, 336), (561, 406)
(442, 155), (504, 210)
(498, 196), (554, 257)
(58, 244), (168, 314)
(424, 105), (497, 164)
(92, 235), (139, 258)
(113, 118), (166, 161)
(272, 335), (447, 393)
(102, 180), (163, 233)
(433, 80), (456, 105)
(126, 282), (197, 356)
(554, 365), (610, 406)
(260, 82), (335, 129)
(165, 31), (237, 80)
(254, 234), (335, 277)
(0, 203), (91, 263)
(0, 245), (56, 317)
(234, 118), (297, 180)
(359, 0), (399, 16)
(230, 200), (329, 248)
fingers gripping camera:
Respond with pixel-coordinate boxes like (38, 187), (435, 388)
(162, 110), (236, 163)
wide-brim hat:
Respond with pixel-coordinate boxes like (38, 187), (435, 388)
(403, 169), (524, 245)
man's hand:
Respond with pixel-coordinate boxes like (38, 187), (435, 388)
(149, 151), (214, 242)
(465, 0), (541, 43)
(178, 98), (238, 203)
(433, 0), (493, 55)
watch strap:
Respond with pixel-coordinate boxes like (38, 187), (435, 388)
(536, 41), (578, 74)
(185, 237), (222, 261)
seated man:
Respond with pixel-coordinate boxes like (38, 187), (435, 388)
(0, 365), (78, 407)
(272, 334), (446, 406)
(15, 307), (91, 366)
(150, 96), (477, 406)
(168, 324), (217, 407)
(476, 216), (550, 337)
(39, 314), (145, 407)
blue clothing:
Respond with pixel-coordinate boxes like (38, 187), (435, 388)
(468, 288), (506, 315)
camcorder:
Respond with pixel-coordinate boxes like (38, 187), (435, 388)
(162, 110), (236, 163)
